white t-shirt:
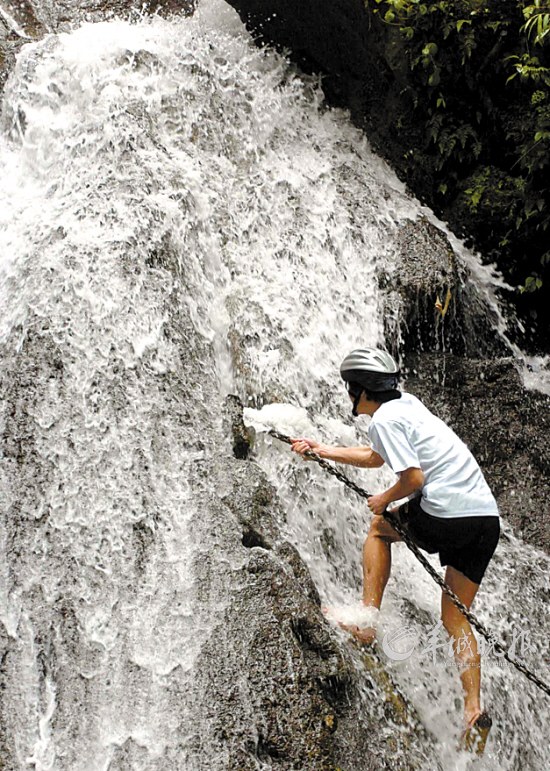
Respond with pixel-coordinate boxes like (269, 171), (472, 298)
(367, 393), (499, 519)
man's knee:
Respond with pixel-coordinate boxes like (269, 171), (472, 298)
(367, 515), (401, 542)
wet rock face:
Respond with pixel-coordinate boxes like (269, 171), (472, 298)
(380, 215), (509, 359)
(0, 1), (195, 95)
(188, 460), (435, 770)
(0, 278), (433, 767)
(0, 332), (435, 769)
(189, 462), (351, 768)
(1, 1), (194, 30)
(405, 355), (550, 552)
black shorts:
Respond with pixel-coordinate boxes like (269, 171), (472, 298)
(390, 497), (500, 585)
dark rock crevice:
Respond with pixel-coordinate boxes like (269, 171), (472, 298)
(223, 393), (254, 460)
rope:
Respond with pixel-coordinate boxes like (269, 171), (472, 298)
(268, 429), (550, 697)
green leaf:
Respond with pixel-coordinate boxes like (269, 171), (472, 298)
(422, 42), (439, 56)
(456, 20), (471, 32)
(465, 186), (484, 208)
(384, 10), (396, 23)
(520, 276), (543, 293)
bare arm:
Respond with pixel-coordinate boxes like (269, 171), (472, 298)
(367, 467), (425, 516)
(290, 438), (385, 468)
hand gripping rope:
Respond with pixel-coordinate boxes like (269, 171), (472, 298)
(268, 429), (550, 698)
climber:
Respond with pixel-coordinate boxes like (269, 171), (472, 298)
(290, 347), (500, 743)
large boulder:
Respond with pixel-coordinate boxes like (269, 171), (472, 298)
(379, 214), (510, 358)
(0, 325), (435, 768)
(0, 9), (442, 765)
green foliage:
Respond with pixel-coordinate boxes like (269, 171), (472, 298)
(364, 0), (550, 297)
(506, 53), (550, 85)
(522, 1), (550, 45)
(521, 275), (544, 292)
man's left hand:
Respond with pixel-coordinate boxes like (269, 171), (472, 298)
(367, 493), (389, 517)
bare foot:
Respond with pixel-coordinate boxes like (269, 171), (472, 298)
(322, 606), (379, 646)
(464, 708), (482, 730)
(459, 712), (492, 756)
(338, 622), (377, 645)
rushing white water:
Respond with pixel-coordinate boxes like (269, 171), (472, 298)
(0, 0), (548, 768)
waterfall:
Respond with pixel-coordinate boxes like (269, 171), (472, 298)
(0, 0), (548, 768)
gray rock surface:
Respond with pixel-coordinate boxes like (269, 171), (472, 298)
(380, 214), (510, 359)
(0, 323), (435, 767)
(172, 454), (439, 770)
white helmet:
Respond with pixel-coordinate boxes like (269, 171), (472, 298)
(340, 347), (400, 392)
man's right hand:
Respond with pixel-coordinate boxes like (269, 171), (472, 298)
(290, 438), (326, 460)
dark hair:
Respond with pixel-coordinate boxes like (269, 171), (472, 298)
(344, 370), (400, 392)
(364, 389), (402, 404)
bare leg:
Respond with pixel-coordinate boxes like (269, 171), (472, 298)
(338, 515), (402, 644)
(362, 515), (402, 606)
(441, 566), (482, 727)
